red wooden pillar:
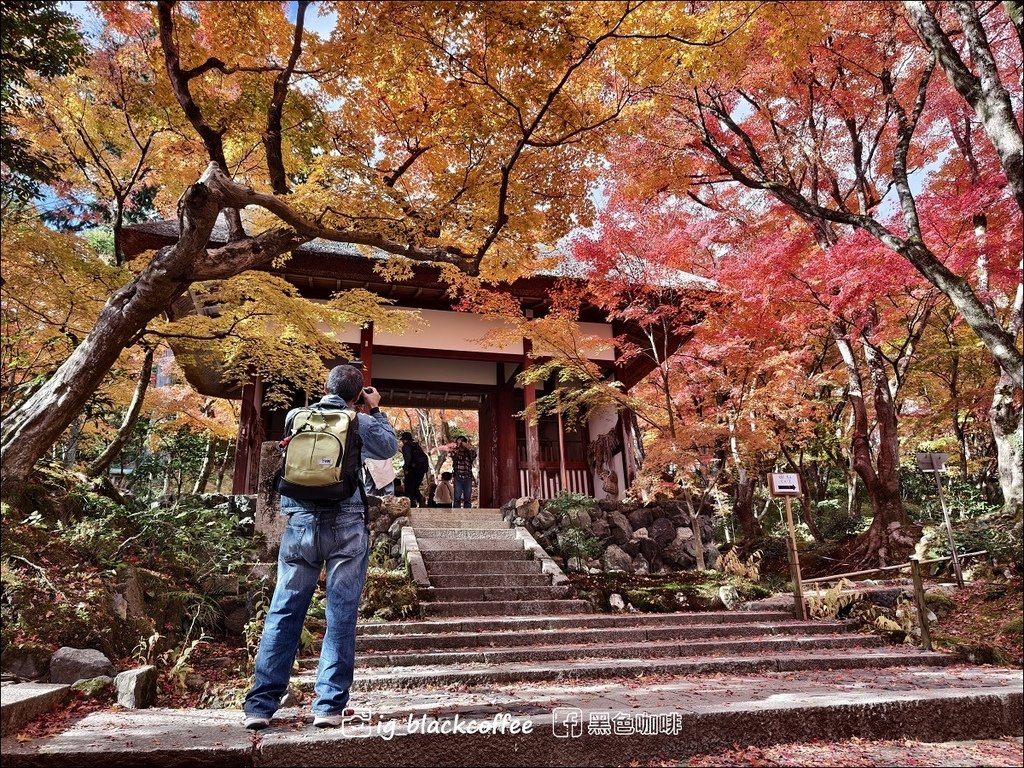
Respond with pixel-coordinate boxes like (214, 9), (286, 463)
(494, 364), (519, 506)
(620, 410), (640, 487)
(478, 389), (495, 508)
(360, 323), (373, 384)
(233, 377), (264, 494)
(522, 340), (541, 498)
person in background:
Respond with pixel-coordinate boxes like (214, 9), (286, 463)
(450, 436), (476, 509)
(433, 471), (454, 508)
(399, 432), (429, 508)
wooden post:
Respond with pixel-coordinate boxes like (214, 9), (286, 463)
(910, 557), (932, 650)
(784, 495), (807, 620)
(931, 454), (964, 587)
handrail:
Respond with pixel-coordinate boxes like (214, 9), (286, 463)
(802, 550), (989, 585)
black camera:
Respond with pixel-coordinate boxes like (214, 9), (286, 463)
(355, 387), (372, 406)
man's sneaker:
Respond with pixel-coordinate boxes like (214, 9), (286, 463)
(313, 708), (354, 728)
(244, 716), (271, 731)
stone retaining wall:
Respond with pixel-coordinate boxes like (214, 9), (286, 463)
(503, 496), (720, 575)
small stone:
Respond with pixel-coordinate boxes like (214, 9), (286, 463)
(609, 594), (626, 612)
(72, 675), (113, 698)
(719, 585), (741, 610)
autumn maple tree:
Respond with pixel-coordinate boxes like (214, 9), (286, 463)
(604, 0), (1021, 525)
(1, 0), (769, 496)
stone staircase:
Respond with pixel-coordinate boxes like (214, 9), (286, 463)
(5, 609), (1021, 768)
(408, 507), (591, 617)
(3, 507), (1021, 766)
(296, 608), (957, 692)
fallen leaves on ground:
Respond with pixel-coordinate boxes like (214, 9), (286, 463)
(672, 736), (1023, 767)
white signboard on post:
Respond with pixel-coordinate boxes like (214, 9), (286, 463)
(915, 452), (949, 473)
(769, 473), (802, 496)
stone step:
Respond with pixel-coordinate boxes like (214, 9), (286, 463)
(410, 509), (505, 518)
(355, 610), (797, 635)
(427, 573), (552, 588)
(355, 618), (853, 652)
(420, 544), (529, 558)
(5, 668), (1019, 767)
(420, 586), (569, 602)
(422, 559), (544, 575)
(416, 538), (524, 552)
(412, 528), (518, 540)
(421, 599), (593, 618)
(352, 633), (885, 669)
(0, 684), (70, 737)
(340, 647), (955, 690)
(409, 519), (509, 529)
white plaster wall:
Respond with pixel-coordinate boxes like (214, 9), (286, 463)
(374, 308), (522, 354)
(328, 308), (614, 361)
(372, 354), (496, 386)
(578, 322), (616, 362)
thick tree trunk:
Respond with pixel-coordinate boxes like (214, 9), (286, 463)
(0, 182), (218, 498)
(0, 166), (304, 500)
(733, 466), (758, 543)
(835, 329), (909, 566)
(86, 346), (155, 478)
(991, 368), (1024, 516)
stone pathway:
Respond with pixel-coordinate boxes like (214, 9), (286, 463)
(2, 512), (1021, 765)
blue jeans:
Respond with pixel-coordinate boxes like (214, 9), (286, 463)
(243, 507), (369, 718)
(453, 476), (472, 508)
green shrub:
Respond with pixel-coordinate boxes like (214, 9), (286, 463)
(557, 528), (603, 561)
(359, 568), (419, 621)
(543, 492), (596, 520)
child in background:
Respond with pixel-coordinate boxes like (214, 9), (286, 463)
(433, 472), (454, 508)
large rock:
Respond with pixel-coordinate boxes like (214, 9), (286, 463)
(649, 517), (676, 548)
(660, 501), (690, 526)
(49, 647), (115, 684)
(719, 585), (741, 610)
(663, 528), (698, 569)
(601, 544), (634, 573)
(703, 544), (721, 568)
(626, 508), (653, 531)
(514, 497), (540, 520)
(566, 509), (592, 531)
(231, 494), (257, 518)
(114, 665), (158, 709)
(532, 508), (557, 530)
(639, 537), (662, 564)
(378, 495), (411, 517)
(591, 519), (610, 541)
(72, 676), (113, 699)
(607, 511), (632, 546)
(1, 643), (51, 680)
